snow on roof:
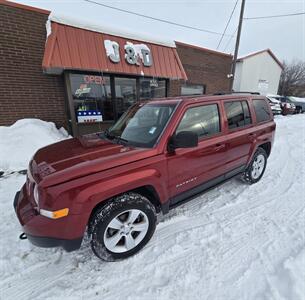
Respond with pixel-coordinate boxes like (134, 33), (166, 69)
(237, 49), (284, 70)
(48, 12), (176, 48)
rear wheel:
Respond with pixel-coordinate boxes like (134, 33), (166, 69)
(242, 147), (267, 184)
(90, 193), (156, 261)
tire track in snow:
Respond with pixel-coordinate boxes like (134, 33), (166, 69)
(0, 260), (74, 300)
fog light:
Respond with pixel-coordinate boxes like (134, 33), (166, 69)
(40, 208), (69, 219)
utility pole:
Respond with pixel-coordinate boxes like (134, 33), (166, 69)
(230, 0), (246, 91)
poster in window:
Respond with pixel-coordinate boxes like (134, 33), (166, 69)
(77, 111), (103, 123)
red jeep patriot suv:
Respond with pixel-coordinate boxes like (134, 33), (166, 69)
(14, 94), (276, 261)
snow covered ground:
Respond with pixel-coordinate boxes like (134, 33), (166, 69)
(0, 115), (304, 300)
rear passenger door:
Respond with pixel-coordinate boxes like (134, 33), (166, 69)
(223, 99), (255, 173)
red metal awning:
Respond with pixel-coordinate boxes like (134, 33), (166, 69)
(42, 22), (187, 80)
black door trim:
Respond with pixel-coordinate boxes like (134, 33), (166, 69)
(161, 164), (246, 214)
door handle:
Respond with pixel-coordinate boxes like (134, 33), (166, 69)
(248, 133), (257, 140)
(214, 144), (226, 151)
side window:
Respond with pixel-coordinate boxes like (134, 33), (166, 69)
(224, 100), (252, 129)
(176, 104), (220, 138)
(253, 99), (271, 123)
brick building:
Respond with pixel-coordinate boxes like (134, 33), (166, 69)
(0, 0), (232, 136)
(0, 1), (67, 128)
(170, 42), (232, 96)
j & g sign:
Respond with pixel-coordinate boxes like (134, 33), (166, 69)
(104, 40), (153, 67)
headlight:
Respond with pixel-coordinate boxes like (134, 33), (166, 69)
(33, 184), (39, 206)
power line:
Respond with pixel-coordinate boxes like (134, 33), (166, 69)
(223, 27), (238, 52)
(217, 0), (239, 49)
(83, 0), (233, 37)
(244, 12), (305, 20)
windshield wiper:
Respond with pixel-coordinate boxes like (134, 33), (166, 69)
(101, 129), (129, 145)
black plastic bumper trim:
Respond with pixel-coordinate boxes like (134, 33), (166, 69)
(26, 234), (83, 252)
(14, 191), (20, 211)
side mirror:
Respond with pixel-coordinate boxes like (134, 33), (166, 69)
(168, 131), (198, 152)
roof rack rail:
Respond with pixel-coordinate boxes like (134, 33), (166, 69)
(213, 91), (261, 95)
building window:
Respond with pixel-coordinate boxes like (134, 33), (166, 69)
(176, 104), (220, 139)
(224, 100), (252, 129)
(181, 84), (205, 96)
(70, 74), (113, 123)
(114, 77), (137, 118)
(253, 99), (271, 123)
(140, 78), (166, 99)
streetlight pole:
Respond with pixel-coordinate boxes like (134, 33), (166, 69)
(230, 0), (246, 91)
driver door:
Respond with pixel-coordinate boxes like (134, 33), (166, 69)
(166, 102), (227, 205)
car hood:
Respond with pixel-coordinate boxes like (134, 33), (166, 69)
(290, 97), (305, 104)
(31, 134), (157, 187)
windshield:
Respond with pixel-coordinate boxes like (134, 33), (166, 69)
(105, 102), (177, 148)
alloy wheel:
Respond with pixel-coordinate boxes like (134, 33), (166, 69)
(251, 154), (266, 179)
(103, 209), (149, 253)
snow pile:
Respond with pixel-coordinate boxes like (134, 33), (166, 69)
(0, 119), (69, 172)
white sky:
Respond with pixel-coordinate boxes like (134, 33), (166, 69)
(12, 0), (305, 61)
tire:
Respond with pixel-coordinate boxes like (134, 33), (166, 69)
(295, 106), (301, 114)
(90, 192), (156, 261)
(241, 147), (268, 184)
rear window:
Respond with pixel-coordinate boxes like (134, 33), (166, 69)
(253, 99), (271, 123)
(224, 100), (252, 129)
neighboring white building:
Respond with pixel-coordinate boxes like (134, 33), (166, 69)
(233, 49), (284, 95)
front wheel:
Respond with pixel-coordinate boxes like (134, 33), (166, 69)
(242, 147), (267, 184)
(90, 193), (156, 261)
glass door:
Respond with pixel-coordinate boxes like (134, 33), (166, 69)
(114, 77), (137, 118)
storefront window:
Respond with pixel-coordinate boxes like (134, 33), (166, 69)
(140, 78), (166, 99)
(70, 74), (113, 123)
(181, 84), (206, 96)
(114, 77), (137, 118)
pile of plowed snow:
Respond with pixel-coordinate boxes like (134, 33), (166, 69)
(0, 119), (69, 172)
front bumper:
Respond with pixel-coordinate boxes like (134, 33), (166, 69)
(282, 107), (295, 115)
(14, 186), (83, 252)
(26, 234), (82, 252)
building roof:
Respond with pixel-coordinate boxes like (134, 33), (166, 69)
(175, 41), (233, 58)
(237, 49), (284, 70)
(0, 0), (49, 14)
(43, 21), (187, 79)
(49, 13), (176, 48)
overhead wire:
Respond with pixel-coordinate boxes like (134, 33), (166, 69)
(216, 0), (239, 49)
(244, 12), (305, 20)
(83, 0), (233, 37)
